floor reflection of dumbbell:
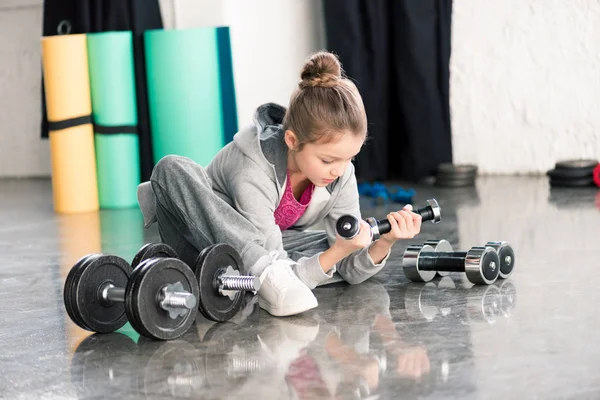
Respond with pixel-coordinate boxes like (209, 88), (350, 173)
(64, 254), (199, 340)
(401, 278), (516, 324)
(134, 242), (261, 322)
(336, 198), (442, 241)
(425, 240), (515, 279)
(402, 242), (500, 285)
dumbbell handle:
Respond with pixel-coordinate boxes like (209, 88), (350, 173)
(337, 198), (441, 241)
(416, 251), (469, 272)
(100, 282), (197, 310)
(375, 205), (438, 235)
(219, 275), (261, 292)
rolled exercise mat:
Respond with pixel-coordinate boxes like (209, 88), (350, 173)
(216, 27), (238, 145)
(87, 32), (141, 209)
(41, 34), (99, 214)
(144, 27), (226, 166)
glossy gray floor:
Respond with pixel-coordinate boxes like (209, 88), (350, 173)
(1, 176), (599, 399)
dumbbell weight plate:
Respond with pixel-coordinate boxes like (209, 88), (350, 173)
(424, 240), (453, 277)
(66, 254), (132, 333)
(403, 244), (438, 282)
(125, 258), (199, 341)
(64, 254), (97, 331)
(485, 241), (515, 279)
(465, 247), (500, 285)
(132, 242), (178, 269)
(555, 159), (599, 170)
(195, 244), (245, 322)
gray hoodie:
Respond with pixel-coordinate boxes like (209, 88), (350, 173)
(206, 103), (391, 288)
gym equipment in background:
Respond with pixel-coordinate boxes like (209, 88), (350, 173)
(435, 164), (478, 188)
(144, 27), (238, 167)
(87, 32), (141, 209)
(41, 34), (99, 214)
(547, 159), (599, 188)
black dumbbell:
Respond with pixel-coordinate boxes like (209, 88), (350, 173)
(336, 198), (442, 241)
(402, 243), (500, 285)
(424, 240), (515, 279)
(64, 254), (199, 340)
(132, 242), (261, 322)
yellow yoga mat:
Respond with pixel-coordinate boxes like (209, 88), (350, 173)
(41, 34), (99, 214)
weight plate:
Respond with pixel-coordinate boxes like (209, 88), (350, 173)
(546, 166), (595, 180)
(549, 177), (595, 187)
(195, 244), (245, 322)
(125, 258), (199, 341)
(336, 215), (360, 239)
(465, 247), (499, 285)
(485, 241), (515, 279)
(402, 244), (437, 283)
(435, 175), (476, 188)
(131, 242), (179, 269)
(71, 254), (132, 333)
(424, 240), (454, 277)
(437, 163), (478, 176)
(594, 163), (600, 187)
(555, 159), (599, 170)
(64, 254), (99, 331)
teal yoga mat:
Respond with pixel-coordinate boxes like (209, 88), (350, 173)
(87, 31), (141, 209)
(144, 27), (238, 165)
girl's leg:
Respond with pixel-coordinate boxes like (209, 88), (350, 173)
(282, 230), (330, 261)
(147, 155), (318, 317)
(149, 155), (265, 273)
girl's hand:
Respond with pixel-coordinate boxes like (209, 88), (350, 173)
(380, 204), (422, 245)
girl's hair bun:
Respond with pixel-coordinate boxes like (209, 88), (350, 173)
(299, 51), (342, 89)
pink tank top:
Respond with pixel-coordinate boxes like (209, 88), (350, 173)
(274, 171), (315, 231)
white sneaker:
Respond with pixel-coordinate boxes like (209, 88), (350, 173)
(257, 253), (318, 317)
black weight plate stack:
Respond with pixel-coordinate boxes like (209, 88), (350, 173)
(547, 159), (599, 188)
(64, 254), (99, 331)
(66, 254), (132, 333)
(131, 242), (179, 269)
(435, 163), (478, 187)
(125, 257), (199, 341)
(195, 244), (245, 322)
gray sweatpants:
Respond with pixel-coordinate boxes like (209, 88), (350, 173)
(149, 156), (330, 276)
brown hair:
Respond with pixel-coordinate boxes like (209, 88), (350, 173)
(283, 51), (367, 151)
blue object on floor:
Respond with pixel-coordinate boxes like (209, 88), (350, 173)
(358, 182), (415, 205)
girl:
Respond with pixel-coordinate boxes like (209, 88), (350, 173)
(138, 51), (422, 317)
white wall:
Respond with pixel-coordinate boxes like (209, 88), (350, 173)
(450, 0), (600, 174)
(0, 3), (50, 177)
(0, 0), (598, 177)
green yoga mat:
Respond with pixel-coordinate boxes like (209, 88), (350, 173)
(145, 27), (233, 166)
(87, 31), (141, 209)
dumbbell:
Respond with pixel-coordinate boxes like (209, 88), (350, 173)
(425, 240), (515, 279)
(402, 243), (500, 285)
(63, 254), (199, 340)
(336, 198), (442, 241)
(132, 242), (261, 322)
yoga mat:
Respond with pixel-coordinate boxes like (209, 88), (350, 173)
(144, 27), (228, 166)
(216, 27), (238, 145)
(41, 34), (99, 214)
(87, 32), (141, 209)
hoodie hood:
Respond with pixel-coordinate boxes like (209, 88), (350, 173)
(232, 103), (289, 188)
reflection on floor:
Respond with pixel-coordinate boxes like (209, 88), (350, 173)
(0, 176), (599, 399)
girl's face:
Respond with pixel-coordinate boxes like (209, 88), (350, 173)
(286, 130), (365, 187)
